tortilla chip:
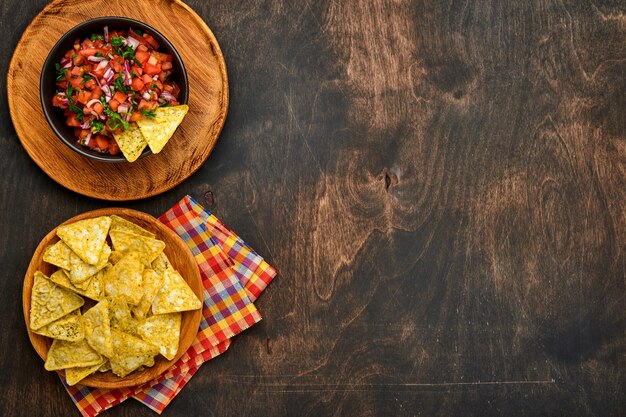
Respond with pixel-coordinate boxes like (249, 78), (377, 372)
(108, 297), (139, 336)
(151, 252), (173, 273)
(43, 241), (72, 270)
(152, 270), (202, 314)
(30, 272), (84, 330)
(44, 338), (102, 371)
(132, 268), (166, 320)
(57, 216), (112, 265)
(110, 215), (155, 238)
(113, 123), (148, 162)
(109, 230), (165, 265)
(65, 359), (106, 386)
(33, 309), (84, 341)
(104, 252), (144, 305)
(82, 299), (114, 358)
(68, 243), (110, 284)
(98, 360), (111, 372)
(136, 105), (189, 153)
(109, 329), (159, 377)
(108, 251), (124, 265)
(49, 269), (104, 301)
(137, 313), (181, 360)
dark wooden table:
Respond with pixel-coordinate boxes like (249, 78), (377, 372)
(1, 1), (624, 416)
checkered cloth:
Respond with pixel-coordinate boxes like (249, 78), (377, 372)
(61, 195), (277, 416)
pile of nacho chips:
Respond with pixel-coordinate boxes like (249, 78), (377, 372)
(30, 215), (201, 385)
(114, 105), (189, 162)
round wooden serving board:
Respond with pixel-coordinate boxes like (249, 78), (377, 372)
(23, 208), (203, 388)
(7, 0), (228, 201)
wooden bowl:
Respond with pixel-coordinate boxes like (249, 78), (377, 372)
(22, 208), (203, 388)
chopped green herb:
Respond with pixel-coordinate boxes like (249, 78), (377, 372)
(54, 63), (67, 81)
(90, 34), (104, 41)
(82, 73), (93, 83)
(90, 120), (105, 134)
(140, 109), (156, 118)
(95, 51), (103, 57)
(114, 72), (129, 94)
(71, 53), (77, 59)
(104, 107), (130, 130)
(150, 83), (158, 89)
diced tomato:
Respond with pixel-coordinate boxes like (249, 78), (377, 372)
(81, 39), (95, 49)
(72, 54), (84, 65)
(93, 102), (104, 115)
(110, 56), (124, 72)
(69, 76), (83, 88)
(171, 82), (180, 96)
(151, 51), (169, 62)
(94, 135), (109, 150)
(80, 48), (106, 57)
(112, 91), (127, 103)
(131, 77), (144, 91)
(128, 29), (146, 43)
(70, 66), (82, 77)
(78, 129), (91, 140)
(137, 44), (149, 53)
(84, 78), (97, 90)
(91, 67), (105, 79)
(131, 65), (143, 76)
(141, 74), (154, 84)
(77, 90), (92, 104)
(135, 50), (150, 65)
(142, 33), (160, 49)
(66, 114), (82, 127)
(161, 61), (172, 71)
(143, 61), (161, 75)
(138, 99), (158, 111)
(158, 71), (168, 81)
(90, 86), (102, 100)
(108, 99), (120, 111)
(129, 111), (142, 122)
(52, 95), (68, 109)
(56, 80), (68, 89)
(109, 139), (121, 155)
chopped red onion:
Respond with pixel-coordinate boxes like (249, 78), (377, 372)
(84, 132), (92, 146)
(87, 56), (106, 63)
(122, 113), (131, 122)
(125, 36), (141, 50)
(101, 84), (112, 98)
(117, 103), (130, 114)
(60, 57), (72, 68)
(160, 90), (176, 101)
(123, 61), (133, 86)
(142, 91), (152, 100)
(104, 26), (109, 43)
(85, 99), (101, 108)
(96, 60), (109, 71)
(103, 68), (115, 83)
(80, 121), (91, 129)
(60, 98), (69, 106)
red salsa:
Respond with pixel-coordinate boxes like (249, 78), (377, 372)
(52, 26), (181, 154)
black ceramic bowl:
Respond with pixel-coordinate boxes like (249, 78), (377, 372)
(40, 17), (188, 163)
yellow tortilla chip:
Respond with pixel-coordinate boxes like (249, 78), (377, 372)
(65, 359), (106, 386)
(30, 272), (84, 330)
(109, 230), (165, 265)
(49, 269), (104, 301)
(152, 270), (202, 314)
(68, 243), (110, 284)
(110, 215), (155, 238)
(113, 123), (148, 162)
(136, 104), (189, 153)
(104, 252), (144, 305)
(151, 252), (173, 273)
(108, 297), (139, 336)
(57, 216), (112, 265)
(43, 241), (72, 270)
(33, 309), (84, 341)
(98, 360), (111, 372)
(132, 268), (166, 320)
(137, 313), (181, 360)
(82, 299), (114, 358)
(44, 338), (102, 371)
(109, 329), (159, 377)
(108, 251), (123, 265)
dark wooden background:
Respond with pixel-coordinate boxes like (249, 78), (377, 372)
(1, 0), (624, 416)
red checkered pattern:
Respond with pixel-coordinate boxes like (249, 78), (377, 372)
(61, 196), (277, 416)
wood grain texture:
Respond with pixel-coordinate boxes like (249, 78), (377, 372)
(22, 208), (203, 388)
(1, 0), (624, 416)
(7, 0), (228, 200)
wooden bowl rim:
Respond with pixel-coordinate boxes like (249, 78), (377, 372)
(23, 208), (203, 388)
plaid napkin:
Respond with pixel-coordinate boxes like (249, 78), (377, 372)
(61, 195), (277, 416)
